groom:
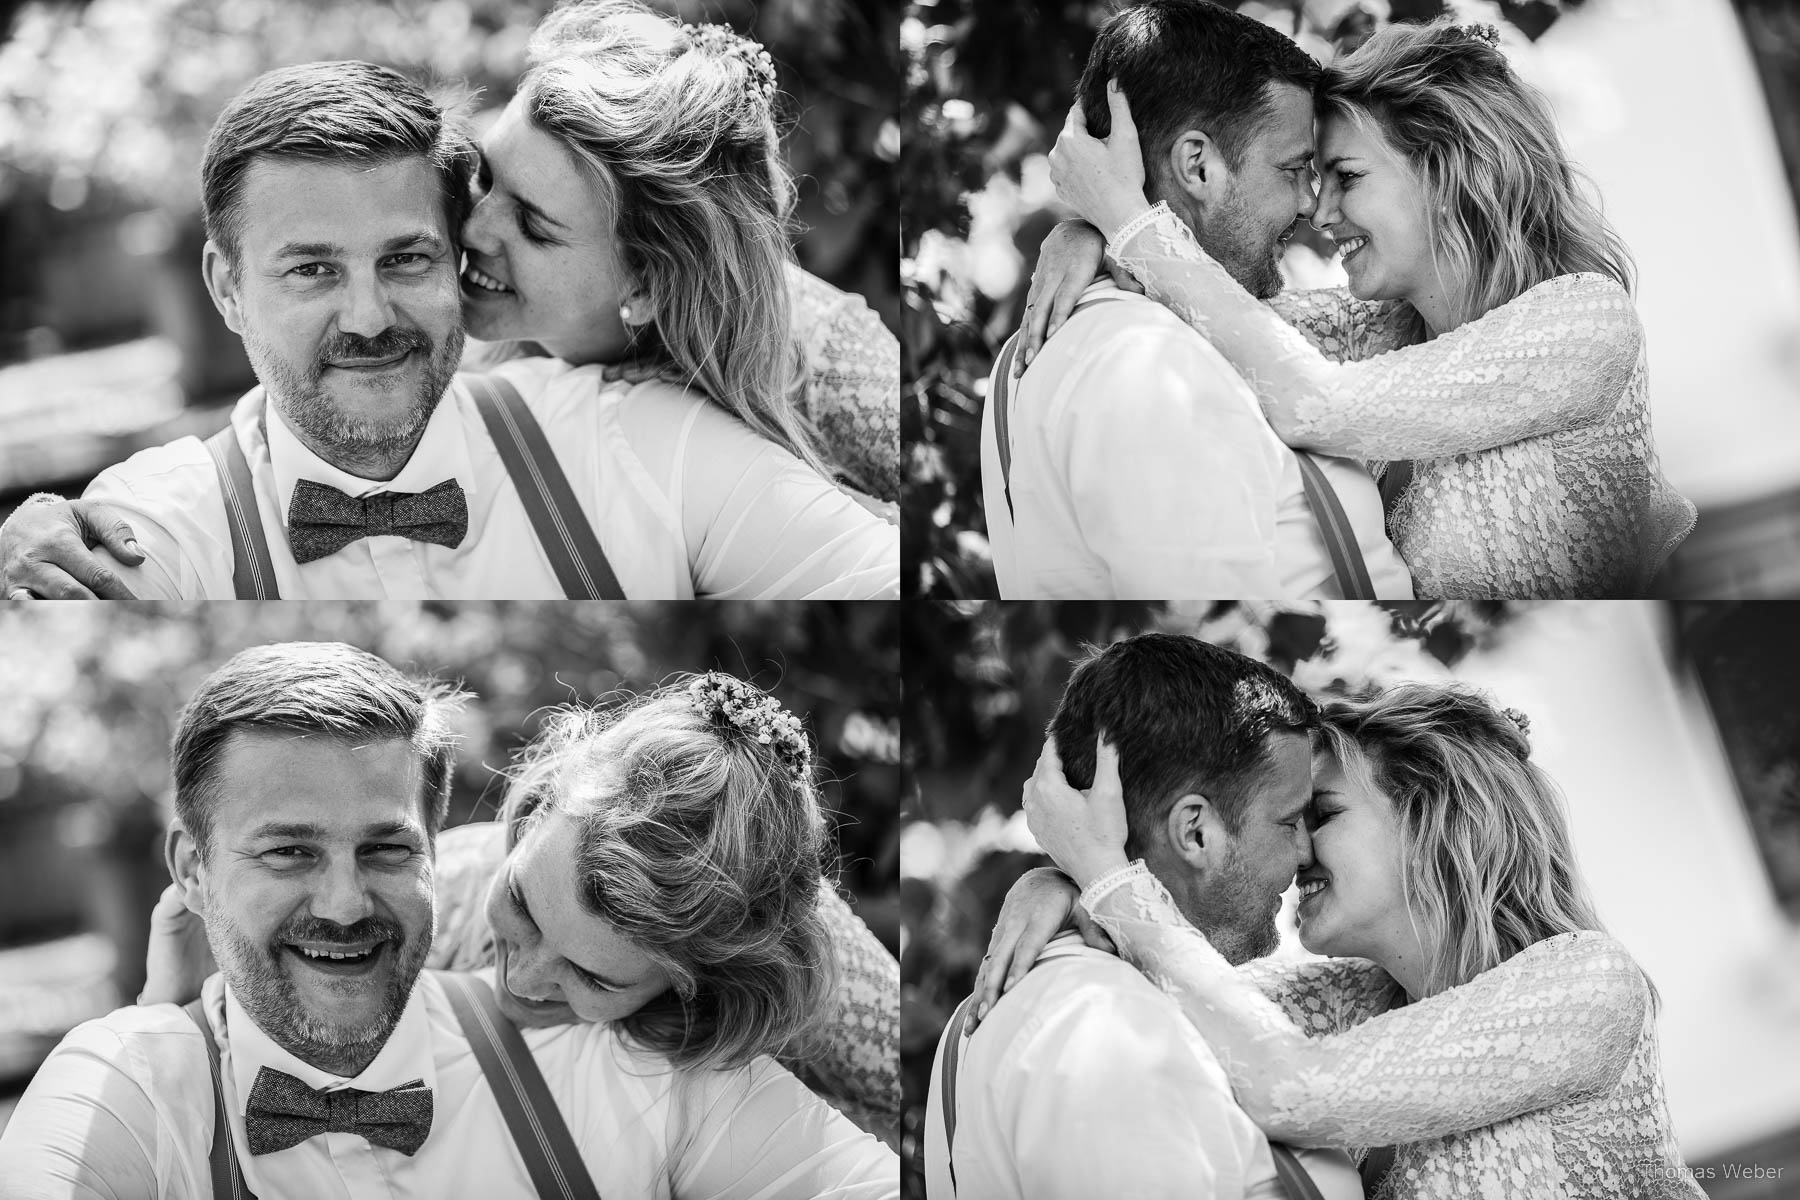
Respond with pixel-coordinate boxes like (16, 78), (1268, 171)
(0, 641), (896, 1198)
(980, 0), (1410, 600)
(923, 633), (1362, 1199)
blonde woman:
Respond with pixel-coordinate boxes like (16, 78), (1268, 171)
(975, 684), (1702, 1198)
(1, 0), (897, 599)
(141, 673), (902, 1160)
(1025, 20), (1693, 598)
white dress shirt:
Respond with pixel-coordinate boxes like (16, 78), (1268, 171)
(922, 936), (1362, 1200)
(980, 283), (1411, 599)
(82, 356), (897, 599)
(0, 969), (898, 1200)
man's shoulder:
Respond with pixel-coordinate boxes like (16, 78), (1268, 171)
(1018, 293), (1250, 417)
(86, 434), (215, 500)
(39, 1000), (204, 1073)
(987, 945), (1207, 1053)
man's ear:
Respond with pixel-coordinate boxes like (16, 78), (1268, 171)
(201, 239), (245, 336)
(1166, 128), (1230, 207)
(1163, 791), (1227, 871)
(166, 824), (206, 914)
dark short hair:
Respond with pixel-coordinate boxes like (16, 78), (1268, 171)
(172, 642), (466, 859)
(1049, 633), (1318, 855)
(1077, 0), (1321, 179)
(200, 61), (478, 266)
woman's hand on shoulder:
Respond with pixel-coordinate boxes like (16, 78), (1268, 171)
(1017, 222), (1109, 375)
(967, 867), (1088, 1031)
(0, 496), (143, 599)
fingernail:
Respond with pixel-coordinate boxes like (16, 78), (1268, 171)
(977, 1001), (988, 1020)
(125, 540), (141, 556)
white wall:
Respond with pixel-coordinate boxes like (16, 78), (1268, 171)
(1456, 601), (1800, 1159)
(1540, 0), (1800, 508)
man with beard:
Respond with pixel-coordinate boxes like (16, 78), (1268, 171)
(0, 641), (895, 1198)
(924, 634), (1362, 1198)
(979, 0), (1411, 600)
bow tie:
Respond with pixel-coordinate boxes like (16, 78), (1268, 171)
(243, 1066), (434, 1157)
(286, 478), (468, 565)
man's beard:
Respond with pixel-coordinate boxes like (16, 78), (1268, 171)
(1193, 182), (1287, 301)
(1184, 840), (1282, 966)
(204, 897), (429, 1070)
(244, 323), (464, 465)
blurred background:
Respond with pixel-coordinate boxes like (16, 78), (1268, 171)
(901, 600), (1800, 1199)
(902, 0), (1800, 599)
(0, 0), (899, 517)
(0, 600), (900, 1133)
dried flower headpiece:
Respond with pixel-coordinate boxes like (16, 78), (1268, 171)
(681, 21), (777, 107)
(1501, 706), (1532, 752)
(1454, 22), (1501, 49)
(688, 672), (811, 775)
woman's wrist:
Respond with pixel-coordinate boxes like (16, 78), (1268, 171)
(1091, 194), (1153, 245)
(1065, 849), (1132, 893)
(1104, 202), (1165, 260)
(1078, 858), (1147, 911)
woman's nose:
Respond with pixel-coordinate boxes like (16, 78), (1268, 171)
(461, 193), (500, 255)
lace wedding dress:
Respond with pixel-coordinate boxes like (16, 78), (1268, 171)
(1108, 204), (1696, 597)
(1080, 864), (1705, 1199)
(788, 265), (900, 503)
(428, 821), (901, 1147)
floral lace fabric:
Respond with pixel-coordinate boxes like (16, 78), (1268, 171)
(1082, 864), (1705, 1199)
(788, 265), (900, 504)
(1111, 204), (1697, 597)
(428, 822), (900, 1145)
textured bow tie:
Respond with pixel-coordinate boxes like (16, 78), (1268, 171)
(286, 478), (468, 565)
(243, 1066), (434, 1157)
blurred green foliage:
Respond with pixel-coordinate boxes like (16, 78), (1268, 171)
(898, 598), (1526, 1197)
(900, 0), (1585, 598)
(0, 602), (900, 997)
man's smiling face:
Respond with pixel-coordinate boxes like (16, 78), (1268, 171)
(204, 155), (466, 477)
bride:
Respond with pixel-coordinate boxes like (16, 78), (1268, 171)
(0, 0), (897, 599)
(1022, 20), (1693, 598)
(974, 683), (1703, 1198)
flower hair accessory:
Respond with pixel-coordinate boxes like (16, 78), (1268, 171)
(1501, 706), (1532, 751)
(688, 673), (811, 775)
(681, 21), (777, 107)
(1454, 22), (1501, 48)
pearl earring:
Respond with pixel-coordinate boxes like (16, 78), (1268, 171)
(620, 303), (633, 323)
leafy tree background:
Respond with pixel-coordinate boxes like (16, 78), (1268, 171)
(898, 598), (1527, 1197)
(900, 0), (1604, 599)
(0, 601), (900, 1036)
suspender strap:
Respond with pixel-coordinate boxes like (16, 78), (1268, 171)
(461, 373), (624, 600)
(1294, 452), (1376, 600)
(1270, 1143), (1327, 1200)
(436, 972), (603, 1200)
(204, 424), (280, 600)
(936, 993), (977, 1196)
(992, 296), (1125, 523)
(990, 333), (1025, 523)
(181, 999), (259, 1200)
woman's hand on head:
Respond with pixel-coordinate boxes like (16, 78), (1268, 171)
(1047, 80), (1152, 242)
(0, 497), (142, 599)
(138, 883), (216, 1007)
(1022, 735), (1132, 891)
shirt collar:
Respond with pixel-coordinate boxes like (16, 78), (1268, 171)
(265, 386), (478, 526)
(223, 973), (439, 1111)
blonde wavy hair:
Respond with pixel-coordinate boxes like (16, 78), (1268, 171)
(518, 0), (828, 478)
(501, 677), (835, 1071)
(1320, 20), (1635, 340)
(1318, 683), (1611, 999)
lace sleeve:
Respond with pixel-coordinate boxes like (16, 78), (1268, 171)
(1237, 956), (1402, 1039)
(777, 884), (901, 1147)
(1081, 863), (1648, 1149)
(788, 266), (900, 503)
(1111, 204), (1643, 460)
